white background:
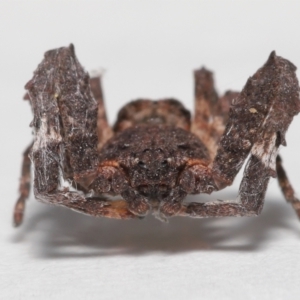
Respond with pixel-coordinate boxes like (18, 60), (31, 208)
(1, 1), (300, 299)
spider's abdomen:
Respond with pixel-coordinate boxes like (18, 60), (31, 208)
(113, 99), (191, 132)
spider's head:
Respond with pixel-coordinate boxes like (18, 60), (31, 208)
(128, 148), (179, 200)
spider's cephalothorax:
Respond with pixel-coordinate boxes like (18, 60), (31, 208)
(96, 122), (212, 217)
(90, 98), (213, 217)
(13, 44), (300, 226)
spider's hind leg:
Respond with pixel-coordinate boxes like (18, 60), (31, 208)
(192, 67), (239, 159)
(89, 76), (113, 149)
(276, 155), (300, 218)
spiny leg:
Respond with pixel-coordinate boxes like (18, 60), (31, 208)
(276, 155), (300, 218)
(13, 142), (33, 226)
(179, 52), (300, 218)
(89, 76), (113, 150)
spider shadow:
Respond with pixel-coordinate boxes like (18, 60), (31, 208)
(12, 192), (300, 258)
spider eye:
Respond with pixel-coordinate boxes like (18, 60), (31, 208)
(161, 160), (168, 167)
(138, 161), (146, 167)
(178, 144), (189, 150)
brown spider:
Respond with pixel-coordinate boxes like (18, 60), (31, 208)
(13, 44), (300, 227)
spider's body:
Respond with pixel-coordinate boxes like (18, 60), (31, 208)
(99, 123), (208, 201)
(92, 99), (212, 217)
(13, 45), (300, 226)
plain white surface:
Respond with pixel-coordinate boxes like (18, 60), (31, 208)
(1, 1), (300, 299)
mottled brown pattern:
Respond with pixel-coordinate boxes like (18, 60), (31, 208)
(96, 124), (209, 218)
(54, 198), (136, 220)
(276, 156), (300, 218)
(90, 76), (113, 149)
(13, 143), (32, 226)
(213, 52), (300, 188)
(194, 67), (219, 122)
(27, 45), (99, 182)
(191, 68), (236, 160)
(218, 90), (239, 123)
(13, 45), (300, 227)
(114, 99), (191, 132)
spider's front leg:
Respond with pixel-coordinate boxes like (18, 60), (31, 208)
(13, 45), (136, 226)
(26, 44), (98, 207)
(180, 52), (300, 218)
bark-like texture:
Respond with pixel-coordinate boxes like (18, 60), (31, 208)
(213, 52), (300, 187)
(14, 46), (300, 226)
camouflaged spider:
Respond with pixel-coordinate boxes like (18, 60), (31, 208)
(13, 44), (300, 226)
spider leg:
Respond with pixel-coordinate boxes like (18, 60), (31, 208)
(217, 90), (240, 125)
(17, 45), (137, 222)
(180, 154), (270, 217)
(27, 44), (99, 186)
(191, 67), (219, 159)
(13, 142), (33, 226)
(89, 76), (113, 149)
(276, 155), (300, 218)
(22, 46), (96, 209)
(179, 52), (300, 218)
(46, 196), (136, 220)
(213, 52), (300, 189)
(191, 67), (239, 159)
(193, 67), (219, 124)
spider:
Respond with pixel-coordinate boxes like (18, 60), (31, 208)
(13, 44), (300, 227)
